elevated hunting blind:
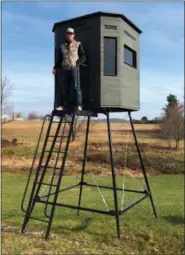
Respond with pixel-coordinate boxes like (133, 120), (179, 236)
(52, 11), (142, 112)
(21, 11), (157, 241)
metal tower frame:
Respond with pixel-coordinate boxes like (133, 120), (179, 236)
(21, 109), (157, 240)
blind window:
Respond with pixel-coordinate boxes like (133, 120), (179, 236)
(104, 37), (117, 76)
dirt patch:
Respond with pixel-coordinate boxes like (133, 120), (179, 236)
(2, 138), (22, 148)
(2, 157), (33, 172)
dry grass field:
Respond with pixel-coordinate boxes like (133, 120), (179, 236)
(2, 119), (184, 175)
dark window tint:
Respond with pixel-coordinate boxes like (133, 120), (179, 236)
(124, 30), (136, 41)
(124, 45), (137, 68)
(104, 37), (117, 76)
(105, 25), (117, 30)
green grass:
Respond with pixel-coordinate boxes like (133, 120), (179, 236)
(2, 172), (184, 254)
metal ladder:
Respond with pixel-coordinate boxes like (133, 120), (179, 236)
(21, 110), (75, 239)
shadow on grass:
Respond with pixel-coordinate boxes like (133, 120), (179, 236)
(55, 217), (93, 233)
(163, 215), (184, 225)
(2, 213), (16, 220)
(53, 216), (119, 241)
(72, 217), (92, 232)
(53, 217), (116, 241)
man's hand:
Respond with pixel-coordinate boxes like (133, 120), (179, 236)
(52, 69), (56, 75)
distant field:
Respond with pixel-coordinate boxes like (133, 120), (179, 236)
(2, 120), (184, 175)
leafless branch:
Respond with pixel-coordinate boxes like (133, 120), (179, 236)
(1, 75), (14, 124)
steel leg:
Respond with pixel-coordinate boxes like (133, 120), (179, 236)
(77, 116), (90, 216)
(107, 112), (121, 239)
(128, 111), (157, 218)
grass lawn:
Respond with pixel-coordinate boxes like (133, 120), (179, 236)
(2, 172), (184, 255)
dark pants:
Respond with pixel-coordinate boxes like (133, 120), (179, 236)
(55, 67), (82, 109)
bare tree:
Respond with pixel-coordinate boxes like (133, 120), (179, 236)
(160, 101), (184, 149)
(12, 112), (22, 120)
(27, 111), (38, 120)
(71, 116), (86, 142)
(65, 115), (86, 142)
(1, 75), (14, 124)
(171, 103), (184, 149)
(16, 112), (22, 118)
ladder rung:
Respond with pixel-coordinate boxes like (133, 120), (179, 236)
(52, 121), (71, 123)
(40, 165), (61, 170)
(29, 216), (49, 223)
(51, 121), (72, 124)
(44, 150), (65, 153)
(48, 136), (68, 138)
(36, 182), (57, 187)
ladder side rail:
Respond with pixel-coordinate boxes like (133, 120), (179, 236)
(45, 113), (75, 239)
(44, 119), (68, 217)
(21, 115), (51, 213)
(22, 117), (64, 232)
(29, 117), (63, 213)
(21, 115), (56, 233)
(22, 115), (54, 217)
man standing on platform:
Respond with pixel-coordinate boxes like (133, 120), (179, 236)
(52, 27), (86, 111)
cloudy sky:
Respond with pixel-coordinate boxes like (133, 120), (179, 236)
(2, 2), (184, 119)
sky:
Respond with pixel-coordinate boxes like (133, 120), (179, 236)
(2, 1), (184, 119)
